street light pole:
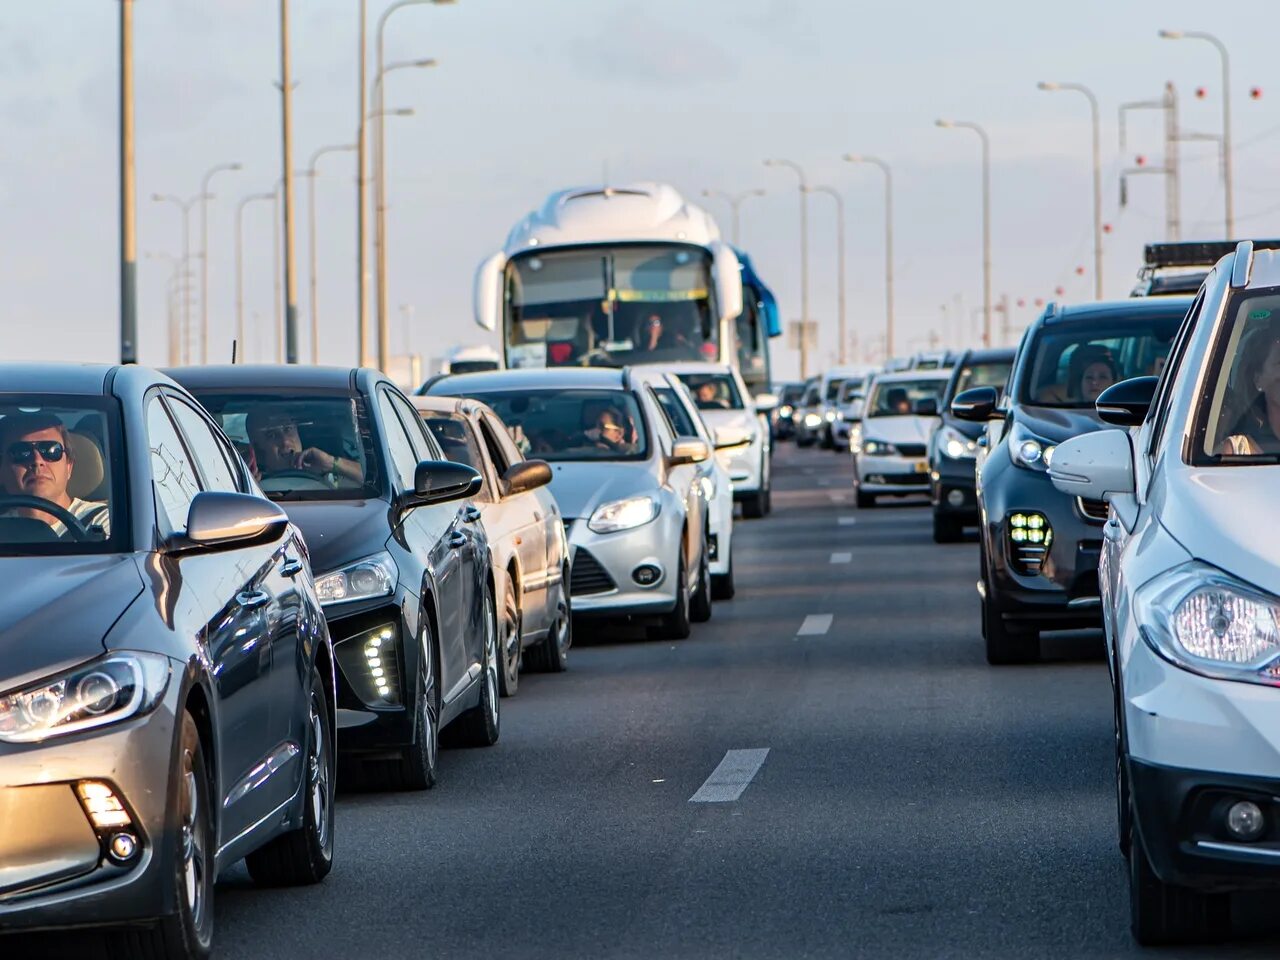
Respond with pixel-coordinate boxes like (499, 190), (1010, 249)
(152, 193), (206, 364)
(307, 144), (356, 365)
(1160, 29), (1233, 236)
(199, 162), (242, 364)
(279, 0), (300, 363)
(843, 154), (895, 358)
(1038, 82), (1103, 298)
(119, 0), (137, 364)
(936, 120), (992, 347)
(699, 188), (766, 246)
(356, 0), (370, 366)
(806, 186), (847, 364)
(236, 191), (277, 361)
(764, 158), (811, 377)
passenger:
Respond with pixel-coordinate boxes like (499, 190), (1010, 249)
(247, 406), (364, 485)
(1039, 344), (1119, 403)
(884, 387), (911, 415)
(1220, 321), (1280, 455)
(0, 412), (109, 537)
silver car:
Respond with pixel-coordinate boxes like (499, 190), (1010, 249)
(427, 368), (713, 639)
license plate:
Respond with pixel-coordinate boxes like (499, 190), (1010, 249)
(913, 461), (928, 473)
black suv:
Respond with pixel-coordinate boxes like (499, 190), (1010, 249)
(927, 347), (1014, 542)
(952, 298), (1190, 664)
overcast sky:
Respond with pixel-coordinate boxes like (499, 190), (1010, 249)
(6, 0), (1280, 381)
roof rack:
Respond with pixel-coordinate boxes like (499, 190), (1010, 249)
(1143, 240), (1280, 270)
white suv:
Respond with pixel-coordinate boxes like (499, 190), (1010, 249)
(1049, 240), (1280, 945)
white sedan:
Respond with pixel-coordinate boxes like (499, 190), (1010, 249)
(849, 370), (948, 508)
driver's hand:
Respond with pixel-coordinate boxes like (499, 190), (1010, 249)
(298, 448), (335, 475)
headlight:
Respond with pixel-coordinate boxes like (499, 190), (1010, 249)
(699, 475), (716, 500)
(939, 425), (979, 460)
(0, 652), (170, 744)
(778, 404), (794, 417)
(1137, 563), (1280, 686)
(803, 412), (822, 428)
(1009, 422), (1056, 471)
(824, 410), (837, 422)
(862, 439), (897, 456)
(316, 551), (398, 606)
(588, 495), (659, 533)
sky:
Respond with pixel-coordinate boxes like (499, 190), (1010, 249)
(5, 0), (1280, 383)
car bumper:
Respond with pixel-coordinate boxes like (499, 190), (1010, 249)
(0, 674), (183, 932)
(325, 599), (419, 756)
(719, 446), (762, 496)
(854, 452), (931, 492)
(832, 421), (851, 449)
(931, 456), (979, 519)
(565, 516), (681, 617)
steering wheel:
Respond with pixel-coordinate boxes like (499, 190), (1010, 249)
(259, 470), (333, 493)
(0, 495), (92, 541)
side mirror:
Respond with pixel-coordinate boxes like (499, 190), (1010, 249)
(473, 251), (506, 332)
(752, 392), (779, 413)
(951, 386), (1002, 422)
(668, 437), (710, 466)
(183, 491), (289, 549)
(710, 242), (744, 325)
(714, 427), (752, 451)
(411, 460), (483, 506)
(502, 459), (551, 496)
(1048, 430), (1135, 502)
(914, 397), (939, 416)
(1096, 376), (1159, 427)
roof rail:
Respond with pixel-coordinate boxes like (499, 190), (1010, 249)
(1231, 240), (1255, 289)
(1143, 239), (1280, 270)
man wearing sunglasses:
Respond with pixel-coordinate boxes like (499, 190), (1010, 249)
(0, 413), (109, 537)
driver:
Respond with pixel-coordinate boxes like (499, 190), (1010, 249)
(695, 381), (729, 409)
(0, 412), (110, 537)
(588, 408), (637, 454)
(246, 406), (364, 486)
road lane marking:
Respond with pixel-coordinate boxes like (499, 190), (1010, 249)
(689, 748), (770, 803)
(797, 614), (833, 636)
(828, 492), (848, 503)
(830, 552), (852, 564)
(837, 515), (857, 526)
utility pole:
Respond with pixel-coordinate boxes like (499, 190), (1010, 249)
(844, 155), (896, 357)
(764, 159), (810, 377)
(807, 186), (847, 364)
(308, 144), (356, 365)
(199, 162), (241, 364)
(356, 0), (370, 366)
(936, 120), (992, 347)
(279, 0), (299, 363)
(119, 0), (137, 364)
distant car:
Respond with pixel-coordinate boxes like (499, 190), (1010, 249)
(1130, 240), (1228, 297)
(793, 378), (823, 447)
(1050, 242), (1280, 945)
(830, 373), (874, 453)
(428, 368), (713, 639)
(411, 395), (571, 695)
(771, 381), (806, 440)
(849, 370), (949, 507)
(908, 349), (959, 370)
(952, 297), (1190, 664)
(0, 364), (335, 955)
(927, 347), (1015, 542)
(814, 365), (872, 448)
(173, 365), (499, 791)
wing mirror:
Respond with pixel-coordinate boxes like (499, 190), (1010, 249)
(668, 437), (710, 466)
(714, 427), (752, 451)
(951, 386), (1002, 422)
(752, 392), (779, 414)
(410, 460), (483, 507)
(1096, 376), (1159, 427)
(914, 397), (939, 416)
(181, 491), (289, 550)
(473, 251), (505, 332)
(502, 459), (551, 496)
(1048, 430), (1135, 502)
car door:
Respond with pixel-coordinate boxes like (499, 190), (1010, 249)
(646, 388), (701, 579)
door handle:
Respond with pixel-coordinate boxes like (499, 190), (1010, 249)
(447, 531), (468, 549)
(462, 505), (482, 524)
(237, 590), (271, 610)
(280, 556), (304, 578)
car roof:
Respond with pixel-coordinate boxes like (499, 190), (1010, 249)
(427, 367), (628, 394)
(957, 347), (1016, 364)
(0, 363), (118, 395)
(1042, 296), (1193, 327)
(633, 361), (731, 377)
(410, 395), (468, 415)
(166, 364), (361, 391)
(869, 369), (951, 384)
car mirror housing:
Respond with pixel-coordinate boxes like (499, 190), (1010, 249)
(1096, 376), (1159, 427)
(502, 459), (552, 496)
(752, 392), (779, 413)
(914, 397), (939, 417)
(668, 437), (710, 466)
(714, 427), (752, 451)
(951, 386), (1002, 422)
(1048, 430), (1136, 502)
(183, 491), (289, 550)
(411, 460), (483, 506)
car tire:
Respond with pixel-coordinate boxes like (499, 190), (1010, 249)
(1129, 797), (1230, 945)
(395, 623), (440, 790)
(109, 711), (215, 960)
(531, 574), (571, 673)
(498, 576), (520, 698)
(855, 487), (876, 509)
(245, 666), (335, 886)
(742, 489), (767, 519)
(981, 587), (1039, 665)
(456, 583), (501, 748)
(658, 552), (692, 640)
(690, 540), (713, 623)
(932, 512), (963, 543)
(712, 545), (736, 600)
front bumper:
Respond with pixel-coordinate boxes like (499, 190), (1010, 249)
(832, 420), (852, 450)
(931, 454), (978, 519)
(854, 452), (931, 493)
(565, 516), (681, 618)
(326, 598), (418, 756)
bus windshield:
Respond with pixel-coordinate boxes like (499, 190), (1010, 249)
(504, 244), (717, 369)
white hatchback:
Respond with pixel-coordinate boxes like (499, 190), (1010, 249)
(1050, 241), (1280, 946)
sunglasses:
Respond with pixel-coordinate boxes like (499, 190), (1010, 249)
(7, 440), (66, 465)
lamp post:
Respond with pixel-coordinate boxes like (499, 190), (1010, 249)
(236, 191), (278, 362)
(356, 0), (370, 366)
(1160, 29), (1233, 236)
(119, 0), (137, 364)
(199, 162), (242, 363)
(936, 120), (992, 347)
(764, 158), (811, 377)
(843, 154), (895, 357)
(279, 0), (300, 363)
(307, 143), (356, 364)
(805, 186), (847, 364)
(152, 192), (208, 364)
(699, 188), (765, 246)
(1038, 82), (1102, 298)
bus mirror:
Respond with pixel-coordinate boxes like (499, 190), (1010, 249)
(710, 242), (744, 326)
(473, 251), (506, 332)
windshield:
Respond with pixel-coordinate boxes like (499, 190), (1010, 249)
(505, 244), (717, 369)
(189, 392), (379, 501)
(423, 414), (481, 469)
(779, 384), (806, 404)
(954, 361), (1012, 399)
(1019, 313), (1180, 407)
(457, 389), (649, 462)
(1195, 290), (1280, 463)
(675, 373), (743, 411)
(838, 379), (865, 403)
(0, 397), (126, 556)
(824, 379), (845, 402)
(867, 379), (945, 418)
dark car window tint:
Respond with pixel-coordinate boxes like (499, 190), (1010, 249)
(389, 391), (438, 463)
(167, 397), (240, 493)
(675, 373), (743, 411)
(146, 397), (201, 534)
(653, 387), (698, 436)
(484, 412), (525, 467)
(477, 417), (511, 474)
(456, 389), (649, 462)
(424, 414), (481, 470)
(378, 390), (420, 489)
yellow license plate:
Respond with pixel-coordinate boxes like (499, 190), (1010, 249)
(913, 461), (928, 473)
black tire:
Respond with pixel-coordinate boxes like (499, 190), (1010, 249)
(1129, 798), (1230, 945)
(498, 575), (520, 698)
(712, 545), (736, 600)
(690, 541), (713, 623)
(531, 574), (571, 673)
(763, 484), (773, 515)
(932, 512), (963, 543)
(658, 552), (691, 640)
(395, 622), (440, 790)
(742, 489), (767, 519)
(109, 711), (214, 960)
(245, 666), (335, 886)
(855, 487), (876, 509)
(982, 589), (1039, 665)
(456, 583), (501, 747)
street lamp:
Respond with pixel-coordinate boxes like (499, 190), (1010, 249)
(236, 191), (278, 362)
(764, 158), (811, 377)
(1160, 29), (1233, 237)
(1038, 83), (1102, 299)
(843, 154), (895, 357)
(700, 188), (765, 246)
(936, 119), (992, 347)
(152, 192), (209, 364)
(307, 144), (356, 364)
(119, 0), (137, 364)
(199, 162), (242, 364)
(805, 186), (847, 364)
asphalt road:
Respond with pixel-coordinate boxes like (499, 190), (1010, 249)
(43, 442), (1280, 959)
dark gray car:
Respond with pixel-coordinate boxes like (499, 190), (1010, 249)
(0, 364), (336, 958)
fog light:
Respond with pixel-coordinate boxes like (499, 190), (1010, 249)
(76, 781), (132, 830)
(1226, 800), (1266, 841)
(633, 564), (662, 587)
(707, 534), (719, 562)
(108, 832), (139, 862)
(335, 623), (402, 707)
(947, 489), (964, 507)
(1010, 528), (1028, 543)
(1010, 513), (1027, 528)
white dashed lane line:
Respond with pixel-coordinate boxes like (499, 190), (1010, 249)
(797, 614), (833, 636)
(830, 552), (852, 564)
(837, 516), (857, 526)
(689, 748), (771, 803)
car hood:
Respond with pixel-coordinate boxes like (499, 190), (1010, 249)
(1161, 467), (1280, 597)
(0, 554), (145, 692)
(861, 415), (937, 445)
(279, 499), (391, 576)
(1017, 405), (1104, 443)
(549, 462), (659, 520)
(697, 407), (758, 437)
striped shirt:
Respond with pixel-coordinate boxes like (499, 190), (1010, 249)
(48, 497), (111, 539)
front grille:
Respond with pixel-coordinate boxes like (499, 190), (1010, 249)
(865, 471), (930, 486)
(1077, 497), (1108, 523)
(896, 443), (927, 458)
(570, 549), (616, 596)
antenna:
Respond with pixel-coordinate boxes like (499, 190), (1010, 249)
(231, 339), (238, 364)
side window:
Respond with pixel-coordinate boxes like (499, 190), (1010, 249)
(377, 390), (419, 489)
(167, 397), (241, 493)
(1148, 291), (1205, 457)
(389, 391), (439, 462)
(146, 397), (202, 533)
(644, 388), (676, 450)
(477, 417), (511, 474)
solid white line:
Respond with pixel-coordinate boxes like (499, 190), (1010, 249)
(797, 613), (833, 636)
(830, 552), (852, 564)
(689, 748), (770, 803)
(837, 515), (857, 526)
